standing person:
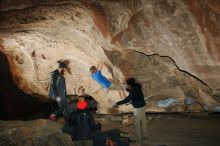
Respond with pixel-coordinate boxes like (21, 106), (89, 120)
(112, 78), (147, 142)
(68, 97), (98, 146)
(48, 59), (70, 116)
(89, 61), (126, 100)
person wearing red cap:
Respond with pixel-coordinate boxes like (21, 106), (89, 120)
(77, 97), (88, 110)
(68, 97), (97, 146)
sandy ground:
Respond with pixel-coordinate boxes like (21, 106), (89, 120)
(95, 113), (220, 146)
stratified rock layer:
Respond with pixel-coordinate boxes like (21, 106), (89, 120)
(0, 0), (220, 113)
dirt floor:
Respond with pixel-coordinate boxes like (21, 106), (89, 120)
(95, 113), (220, 146)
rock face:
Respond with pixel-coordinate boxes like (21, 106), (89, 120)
(0, 119), (74, 146)
(0, 0), (220, 113)
(0, 51), (58, 119)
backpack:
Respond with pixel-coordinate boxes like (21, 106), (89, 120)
(92, 129), (129, 146)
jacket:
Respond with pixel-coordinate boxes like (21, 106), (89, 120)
(68, 110), (97, 140)
(116, 83), (146, 108)
(48, 70), (67, 100)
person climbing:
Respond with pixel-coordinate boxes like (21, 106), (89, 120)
(112, 77), (147, 142)
(48, 59), (71, 116)
(90, 61), (126, 100)
(68, 96), (100, 146)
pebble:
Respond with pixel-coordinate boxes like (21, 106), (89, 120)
(148, 117), (152, 120)
(122, 118), (129, 124)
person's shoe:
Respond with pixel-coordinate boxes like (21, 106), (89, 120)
(49, 113), (56, 121)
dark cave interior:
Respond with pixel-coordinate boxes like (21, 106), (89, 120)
(0, 51), (58, 120)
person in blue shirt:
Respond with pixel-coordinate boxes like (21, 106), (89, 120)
(90, 61), (126, 97)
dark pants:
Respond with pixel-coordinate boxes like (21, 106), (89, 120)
(56, 96), (71, 116)
(74, 140), (93, 146)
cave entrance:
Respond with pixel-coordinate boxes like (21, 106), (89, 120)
(0, 51), (58, 120)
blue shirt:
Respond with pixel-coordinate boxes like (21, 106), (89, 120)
(91, 70), (111, 88)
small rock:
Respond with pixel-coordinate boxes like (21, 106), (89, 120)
(110, 116), (122, 122)
(123, 115), (129, 119)
(95, 117), (108, 123)
(148, 117), (152, 120)
(122, 118), (129, 124)
(155, 115), (162, 120)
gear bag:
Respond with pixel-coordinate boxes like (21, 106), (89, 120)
(92, 129), (129, 146)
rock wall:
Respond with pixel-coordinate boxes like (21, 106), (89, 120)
(0, 119), (74, 146)
(0, 0), (220, 113)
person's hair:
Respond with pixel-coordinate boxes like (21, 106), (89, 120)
(90, 66), (97, 72)
(60, 69), (65, 75)
(78, 96), (85, 102)
(126, 77), (136, 87)
(67, 94), (79, 102)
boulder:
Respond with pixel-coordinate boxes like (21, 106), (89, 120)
(0, 119), (74, 146)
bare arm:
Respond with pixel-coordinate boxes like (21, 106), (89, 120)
(97, 61), (103, 71)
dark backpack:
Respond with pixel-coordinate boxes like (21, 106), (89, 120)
(92, 129), (129, 146)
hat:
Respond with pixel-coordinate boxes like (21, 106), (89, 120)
(57, 59), (69, 68)
(59, 62), (67, 68)
(77, 100), (87, 110)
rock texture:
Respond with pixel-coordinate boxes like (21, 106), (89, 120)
(0, 119), (74, 146)
(0, 51), (58, 119)
(0, 0), (220, 113)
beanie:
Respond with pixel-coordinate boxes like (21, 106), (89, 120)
(77, 100), (87, 110)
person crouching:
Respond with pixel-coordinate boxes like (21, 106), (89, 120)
(68, 96), (97, 146)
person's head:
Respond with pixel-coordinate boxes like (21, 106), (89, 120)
(77, 96), (87, 110)
(90, 66), (97, 74)
(78, 96), (85, 102)
(57, 60), (71, 75)
(126, 77), (136, 87)
(67, 94), (79, 102)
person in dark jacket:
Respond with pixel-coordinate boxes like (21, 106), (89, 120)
(112, 77), (147, 141)
(68, 97), (98, 146)
(48, 60), (71, 116)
